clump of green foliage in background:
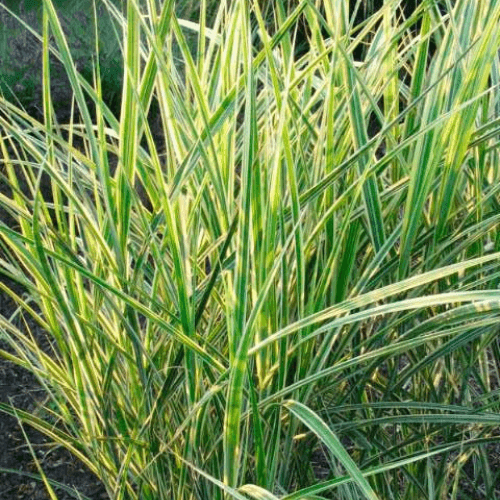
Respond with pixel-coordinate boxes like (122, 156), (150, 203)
(0, 0), (122, 118)
(0, 0), (219, 119)
(0, 0), (500, 499)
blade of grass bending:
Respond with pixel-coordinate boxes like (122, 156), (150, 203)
(92, 11), (121, 257)
(41, 2), (55, 175)
(136, 0), (176, 111)
(337, 14), (385, 253)
(115, 0), (141, 270)
(40, 0), (99, 162)
(224, 0), (257, 488)
(238, 484), (280, 500)
(285, 400), (379, 500)
(403, 9), (431, 141)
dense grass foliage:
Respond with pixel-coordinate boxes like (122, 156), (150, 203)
(0, 0), (500, 498)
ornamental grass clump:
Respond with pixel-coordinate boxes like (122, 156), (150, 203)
(1, 0), (500, 498)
